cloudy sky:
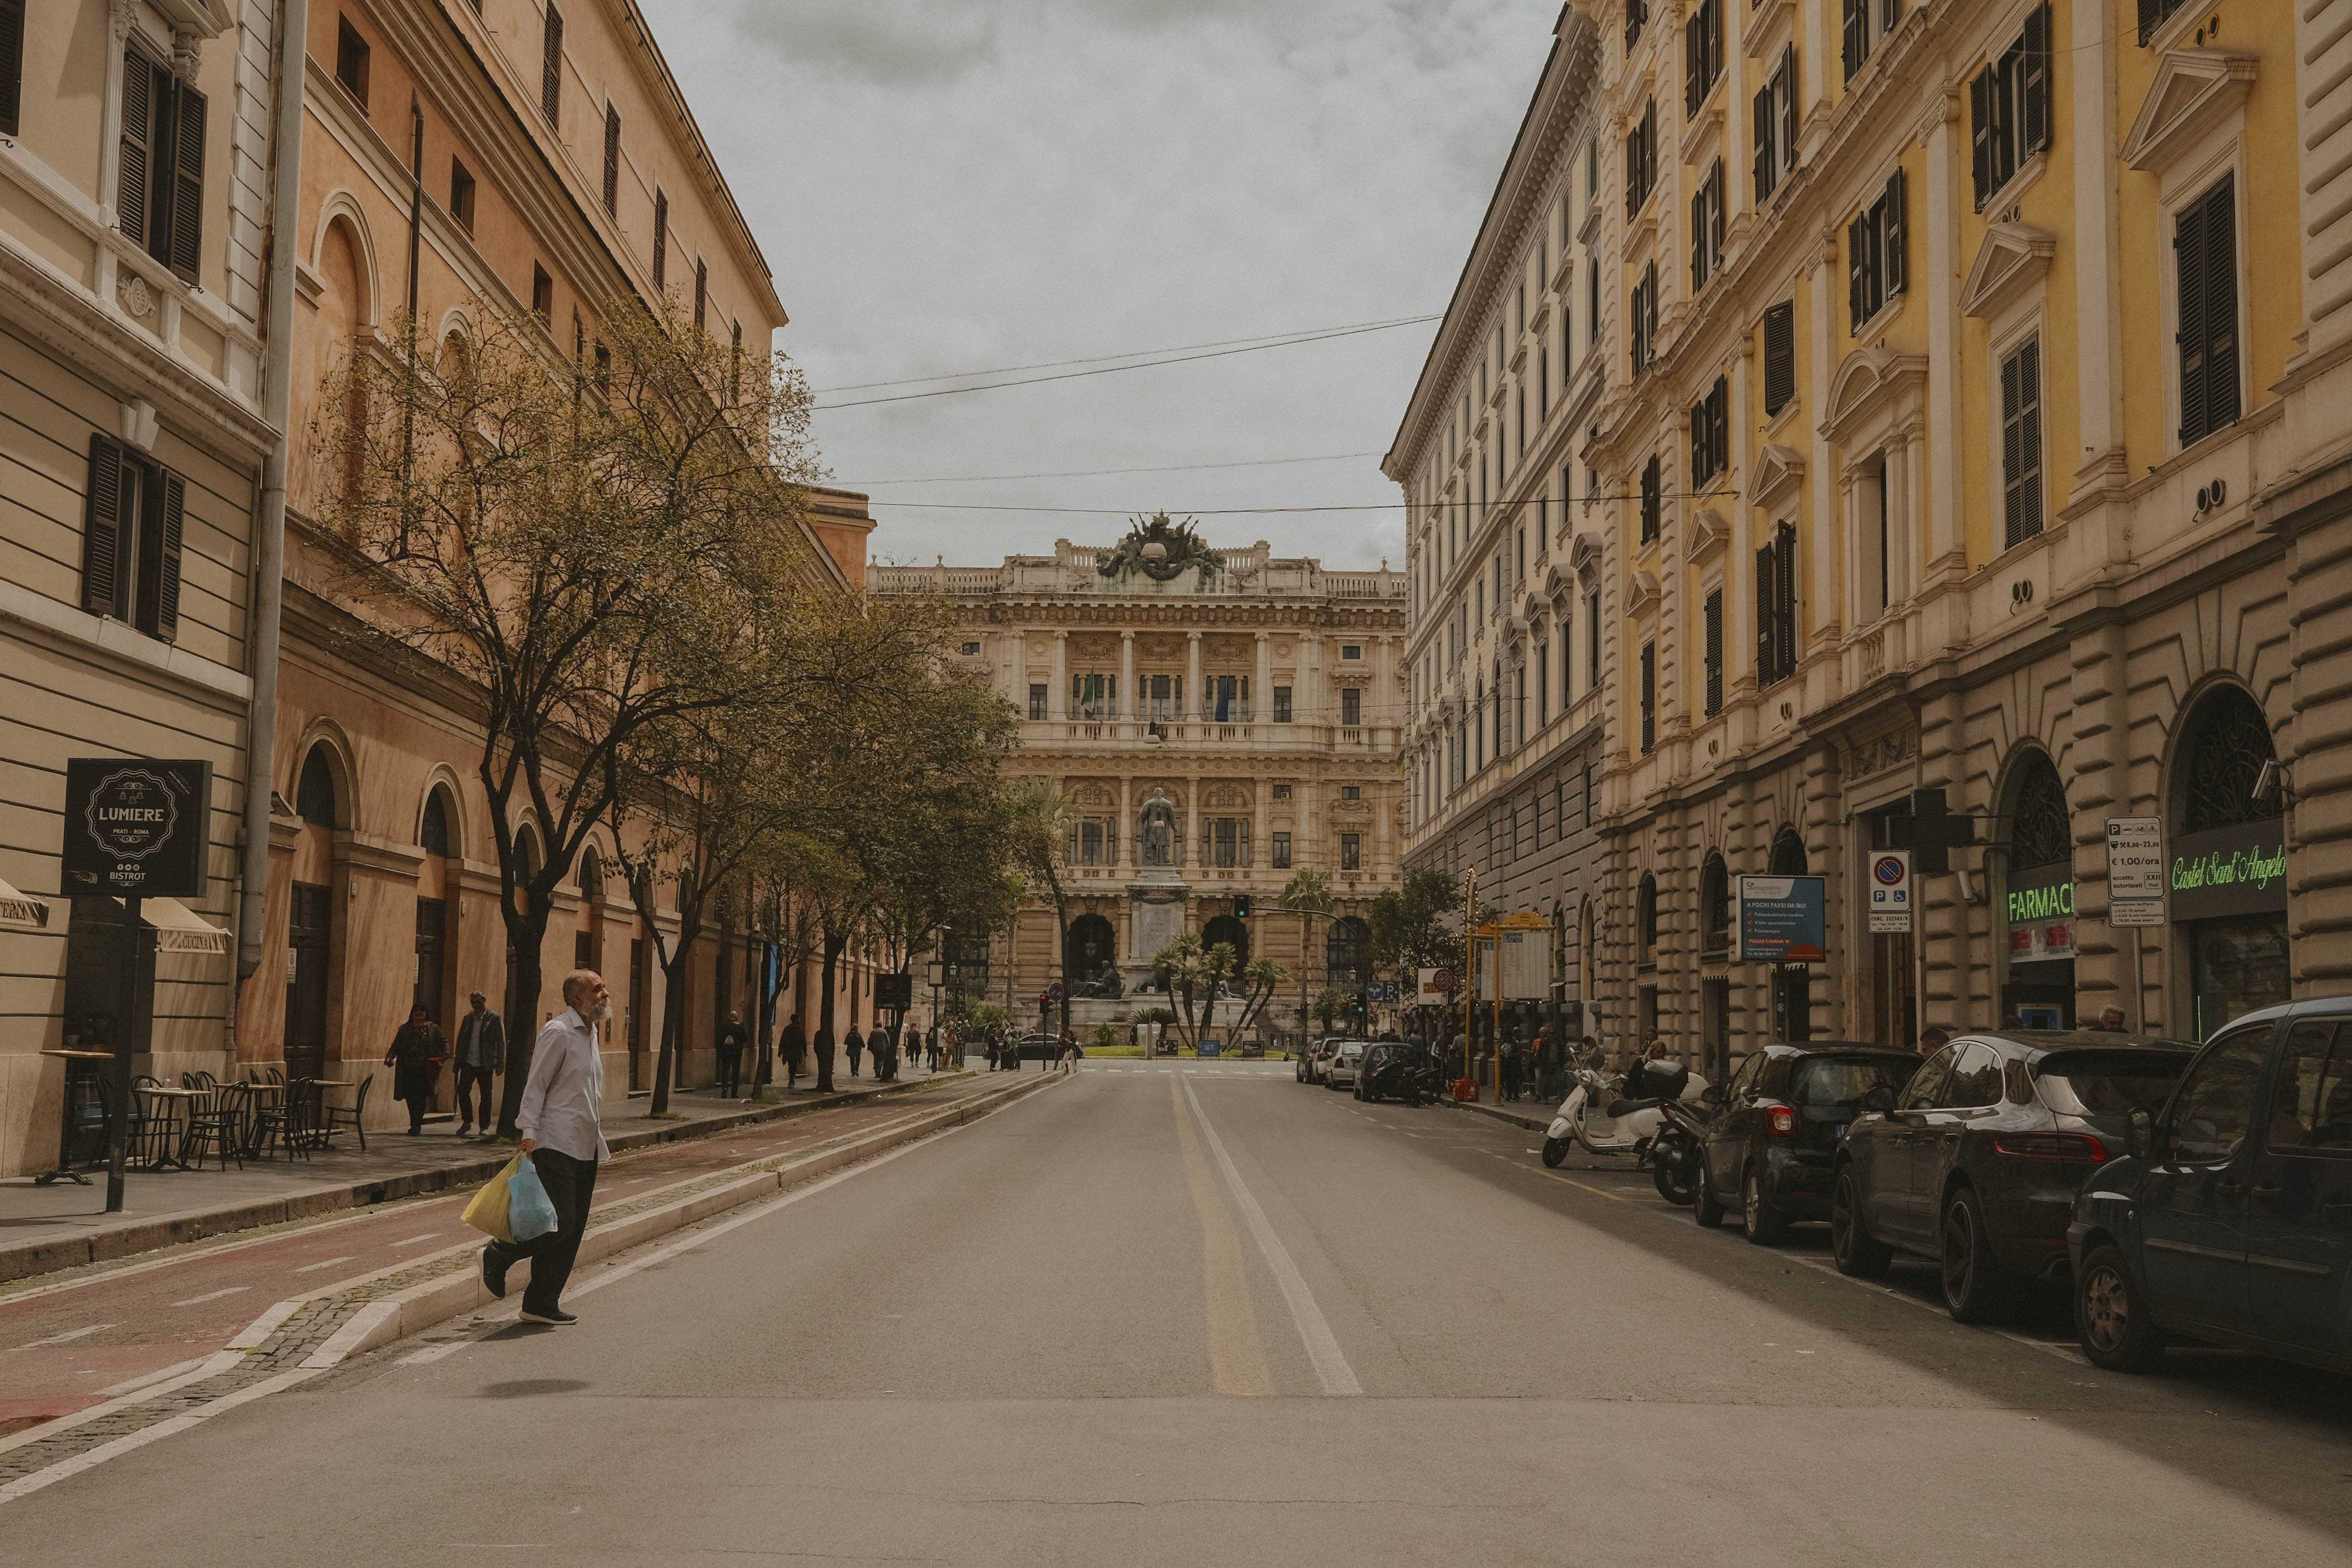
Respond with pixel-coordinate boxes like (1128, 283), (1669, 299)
(661, 0), (1561, 571)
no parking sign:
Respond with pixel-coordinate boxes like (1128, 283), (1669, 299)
(1868, 850), (1913, 934)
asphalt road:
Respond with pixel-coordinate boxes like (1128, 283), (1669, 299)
(8, 1059), (2352, 1565)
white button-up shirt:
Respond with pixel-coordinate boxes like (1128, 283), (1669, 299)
(516, 1007), (609, 1162)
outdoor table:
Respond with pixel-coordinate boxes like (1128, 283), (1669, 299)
(33, 1050), (115, 1187)
(133, 1086), (204, 1171)
(292, 1080), (355, 1148)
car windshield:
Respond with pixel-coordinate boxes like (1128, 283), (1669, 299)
(2033, 1051), (2190, 1118)
(1793, 1056), (1913, 1107)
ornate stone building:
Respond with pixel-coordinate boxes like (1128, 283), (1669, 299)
(872, 528), (1407, 1029)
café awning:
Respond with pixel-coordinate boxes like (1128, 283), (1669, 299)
(0, 878), (50, 931)
(114, 896), (232, 955)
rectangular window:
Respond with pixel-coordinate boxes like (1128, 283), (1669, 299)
(1630, 263), (1657, 373)
(1847, 170), (1908, 331)
(1689, 378), (1729, 488)
(2175, 174), (2241, 447)
(1843, 0), (1904, 80)
(1272, 832), (1292, 869)
(335, 18), (370, 108)
(541, 3), (564, 124)
(1625, 0), (1647, 50)
(449, 159), (477, 232)
(1757, 521), (1799, 685)
(1341, 688), (1363, 726)
(0, 0), (22, 138)
(1341, 644), (1362, 660)
(694, 258), (708, 331)
(1272, 685), (1292, 723)
(730, 320), (744, 403)
(531, 264), (553, 324)
(1640, 455), (1662, 543)
(1703, 588), (1723, 716)
(81, 435), (185, 642)
(1587, 588), (1602, 691)
(2001, 335), (2044, 547)
(1691, 161), (1725, 293)
(1640, 642), (1656, 753)
(1626, 98), (1657, 217)
(1970, 4), (2051, 209)
(1341, 833), (1362, 872)
(960, 641), (981, 656)
(1763, 301), (1796, 416)
(1341, 785), (1362, 802)
(1274, 783), (1292, 800)
(652, 189), (668, 290)
(1536, 639), (1550, 720)
(118, 49), (206, 283)
(1685, 0), (1722, 115)
(602, 103), (621, 215)
(1027, 684), (1047, 720)
(1753, 48), (1796, 202)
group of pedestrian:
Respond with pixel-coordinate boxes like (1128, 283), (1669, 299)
(384, 991), (507, 1137)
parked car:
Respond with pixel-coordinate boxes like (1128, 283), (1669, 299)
(1299, 1040), (1337, 1083)
(1324, 1041), (1368, 1090)
(1693, 1043), (1921, 1243)
(1355, 1042), (1423, 1105)
(1831, 1030), (2195, 1320)
(2070, 998), (2352, 1374)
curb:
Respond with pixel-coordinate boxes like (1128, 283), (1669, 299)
(1438, 1097), (1552, 1133)
(296, 1071), (1055, 1368)
(1, 1071), (972, 1285)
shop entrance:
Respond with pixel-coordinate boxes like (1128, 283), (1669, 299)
(286, 883), (332, 1079)
(2172, 686), (2290, 1038)
(1999, 752), (2075, 1029)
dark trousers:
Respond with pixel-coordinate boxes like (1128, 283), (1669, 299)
(847, 1045), (863, 1077)
(489, 1148), (598, 1315)
(454, 1065), (495, 1127)
(716, 1048), (742, 1096)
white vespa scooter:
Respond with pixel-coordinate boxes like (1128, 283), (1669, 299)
(1540, 1057), (1710, 1169)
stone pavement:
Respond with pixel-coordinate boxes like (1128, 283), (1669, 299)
(0, 1063), (958, 1284)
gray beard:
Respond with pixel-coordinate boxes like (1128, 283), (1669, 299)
(588, 1000), (613, 1026)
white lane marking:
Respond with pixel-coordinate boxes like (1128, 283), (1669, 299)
(389, 1234), (442, 1248)
(169, 1286), (252, 1307)
(0, 1368), (322, 1507)
(292, 1255), (358, 1274)
(1179, 1077), (1363, 1397)
(12, 1323), (115, 1350)
(96, 1357), (207, 1397)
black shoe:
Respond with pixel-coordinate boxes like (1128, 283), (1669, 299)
(519, 1307), (576, 1326)
(480, 1245), (510, 1300)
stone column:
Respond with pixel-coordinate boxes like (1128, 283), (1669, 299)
(1376, 637), (1396, 737)
(1255, 630), (1271, 722)
(1118, 776), (1132, 873)
(1184, 774), (1200, 873)
(1050, 631), (1068, 721)
(1120, 630), (1136, 721)
(1187, 632), (1203, 721)
(1253, 776), (1268, 875)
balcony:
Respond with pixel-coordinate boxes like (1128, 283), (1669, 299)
(1027, 716), (1388, 751)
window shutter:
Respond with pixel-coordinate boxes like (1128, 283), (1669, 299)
(1881, 0), (1904, 34)
(2203, 179), (2239, 434)
(541, 4), (563, 124)
(652, 189), (667, 289)
(1753, 87), (1773, 201)
(1755, 542), (1774, 678)
(2175, 191), (2208, 444)
(1705, 589), (1723, 714)
(2137, 0), (2162, 45)
(2019, 339), (2042, 541)
(1692, 187), (1706, 290)
(1775, 524), (1799, 677)
(119, 52), (152, 250)
(82, 434), (128, 618)
(168, 82), (206, 283)
(154, 469), (185, 642)
(1842, 0), (1865, 80)
(1764, 301), (1795, 413)
(0, 0), (24, 138)
(1969, 70), (1992, 208)
(2022, 4), (2051, 156)
(1779, 50), (1798, 175)
(1884, 169), (1907, 296)
(1710, 164), (1726, 265)
(603, 104), (620, 215)
(1848, 212), (1869, 329)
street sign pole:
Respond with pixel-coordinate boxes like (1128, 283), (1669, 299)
(106, 894), (139, 1213)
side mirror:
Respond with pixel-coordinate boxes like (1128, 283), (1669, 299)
(1700, 1084), (1724, 1107)
(1860, 1085), (1896, 1114)
(2125, 1107), (2156, 1163)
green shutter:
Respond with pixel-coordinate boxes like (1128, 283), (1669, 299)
(169, 82), (206, 283)
(82, 434), (128, 618)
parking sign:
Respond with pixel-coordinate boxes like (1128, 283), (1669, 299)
(1867, 850), (1912, 934)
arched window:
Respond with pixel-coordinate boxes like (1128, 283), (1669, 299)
(296, 745), (338, 827)
(2007, 750), (2071, 873)
(1202, 913), (1250, 968)
(1699, 853), (1729, 953)
(1769, 827), (1807, 875)
(420, 787), (456, 857)
(1326, 915), (1371, 989)
(1635, 873), (1659, 964)
(578, 844), (603, 900)
(2180, 685), (2280, 834)
(1065, 912), (1117, 981)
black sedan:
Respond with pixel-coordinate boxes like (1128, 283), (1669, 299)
(1830, 1030), (2195, 1321)
(1693, 1043), (1921, 1244)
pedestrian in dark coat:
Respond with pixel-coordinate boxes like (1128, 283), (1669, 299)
(384, 1004), (448, 1135)
(715, 1011), (750, 1098)
(845, 1025), (865, 1078)
(870, 1023), (895, 1083)
(780, 1014), (807, 1088)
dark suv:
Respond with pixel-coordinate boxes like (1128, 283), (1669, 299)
(2070, 999), (2352, 1373)
(1693, 1043), (1921, 1244)
(1830, 1031), (2195, 1321)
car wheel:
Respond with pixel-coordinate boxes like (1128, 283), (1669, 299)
(1693, 1169), (1727, 1228)
(1742, 1165), (1786, 1245)
(2075, 1242), (2166, 1372)
(1938, 1186), (2012, 1323)
(1830, 1168), (1892, 1278)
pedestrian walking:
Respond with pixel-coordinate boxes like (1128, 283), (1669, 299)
(384, 1002), (447, 1136)
(845, 1024), (865, 1078)
(780, 1013), (807, 1089)
(716, 1010), (749, 1098)
(2095, 1005), (2127, 1032)
(872, 1022), (896, 1083)
(452, 991), (505, 1137)
(1057, 1031), (1078, 1074)
(481, 969), (611, 1327)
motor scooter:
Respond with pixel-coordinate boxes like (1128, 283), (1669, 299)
(1540, 1058), (1712, 1170)
(1647, 1094), (1718, 1205)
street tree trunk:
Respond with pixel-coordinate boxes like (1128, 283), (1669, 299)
(816, 922), (846, 1092)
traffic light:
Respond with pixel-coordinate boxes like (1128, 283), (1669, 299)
(1234, 895), (1253, 919)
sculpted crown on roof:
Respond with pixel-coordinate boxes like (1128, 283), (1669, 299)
(1097, 513), (1221, 586)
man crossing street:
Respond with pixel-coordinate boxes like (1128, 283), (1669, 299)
(481, 970), (612, 1327)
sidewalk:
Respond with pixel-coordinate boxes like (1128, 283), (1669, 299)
(0, 1062), (963, 1285)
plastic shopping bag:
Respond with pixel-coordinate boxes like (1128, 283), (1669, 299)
(506, 1153), (559, 1243)
(461, 1154), (521, 1244)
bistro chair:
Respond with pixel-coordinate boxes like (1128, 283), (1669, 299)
(180, 1082), (246, 1173)
(248, 1084), (312, 1164)
(322, 1075), (372, 1152)
(129, 1075), (168, 1167)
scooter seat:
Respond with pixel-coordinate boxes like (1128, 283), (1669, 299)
(1607, 1097), (1665, 1118)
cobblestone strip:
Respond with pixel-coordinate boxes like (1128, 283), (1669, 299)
(0, 1073), (1046, 1493)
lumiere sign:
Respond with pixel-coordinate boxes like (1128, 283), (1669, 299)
(61, 759), (212, 900)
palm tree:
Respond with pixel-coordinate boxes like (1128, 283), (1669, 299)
(1006, 780), (1075, 1035)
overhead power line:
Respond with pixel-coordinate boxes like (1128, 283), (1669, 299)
(851, 450), (1391, 487)
(812, 316), (1437, 394)
(812, 316), (1442, 411)
(863, 491), (1710, 517)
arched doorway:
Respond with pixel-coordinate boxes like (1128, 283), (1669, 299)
(1999, 750), (2075, 1028)
(1201, 913), (1250, 969)
(1767, 826), (1811, 1042)
(287, 744), (344, 1078)
(2171, 686), (2288, 1037)
(415, 786), (460, 1032)
(1769, 827), (1808, 874)
(1065, 913), (1118, 992)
